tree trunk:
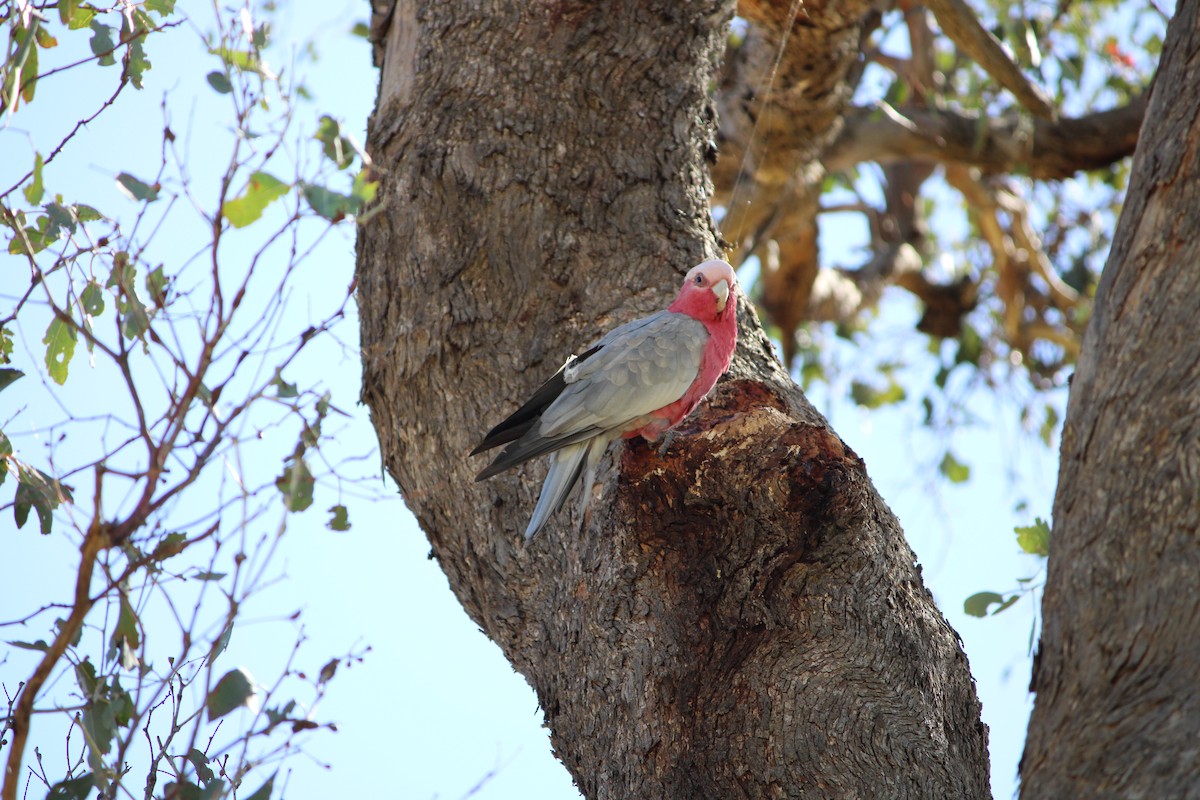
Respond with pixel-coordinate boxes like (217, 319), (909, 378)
(1021, 5), (1200, 798)
(356, 3), (990, 797)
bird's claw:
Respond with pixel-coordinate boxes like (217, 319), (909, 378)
(656, 429), (679, 458)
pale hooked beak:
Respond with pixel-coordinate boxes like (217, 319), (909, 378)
(712, 279), (730, 313)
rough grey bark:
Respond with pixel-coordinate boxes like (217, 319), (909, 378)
(1021, 4), (1200, 798)
(357, 2), (989, 797)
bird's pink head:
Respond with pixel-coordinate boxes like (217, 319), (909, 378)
(668, 259), (738, 323)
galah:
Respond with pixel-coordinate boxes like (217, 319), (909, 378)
(472, 258), (738, 539)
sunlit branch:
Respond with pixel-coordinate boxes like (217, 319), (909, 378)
(825, 97), (1146, 180)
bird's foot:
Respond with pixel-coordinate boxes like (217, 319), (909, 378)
(656, 429), (679, 458)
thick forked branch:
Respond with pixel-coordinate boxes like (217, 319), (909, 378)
(825, 97), (1147, 179)
(712, 2), (876, 361)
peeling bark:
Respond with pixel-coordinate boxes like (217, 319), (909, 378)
(356, 2), (990, 797)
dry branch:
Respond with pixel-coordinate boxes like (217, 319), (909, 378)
(924, 0), (1056, 118)
(825, 97), (1147, 179)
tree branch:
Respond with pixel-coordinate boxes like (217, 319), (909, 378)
(2, 522), (108, 800)
(923, 0), (1056, 118)
(825, 96), (1147, 179)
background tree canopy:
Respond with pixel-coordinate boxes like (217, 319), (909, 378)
(1, 1), (1184, 799)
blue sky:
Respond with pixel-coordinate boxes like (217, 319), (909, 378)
(0, 4), (1068, 798)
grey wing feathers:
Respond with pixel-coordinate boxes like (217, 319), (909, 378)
(538, 312), (706, 437)
(473, 310), (707, 485)
(470, 344), (602, 457)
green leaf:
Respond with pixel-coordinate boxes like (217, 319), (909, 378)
(81, 280), (105, 316)
(24, 153), (44, 204)
(8, 216), (56, 255)
(276, 455), (314, 512)
(106, 253), (150, 340)
(150, 531), (187, 561)
(955, 324), (983, 366)
(145, 0), (176, 16)
(251, 23), (270, 49)
(162, 782), (201, 800)
(350, 21), (369, 38)
(327, 504), (350, 532)
(849, 378), (906, 409)
(185, 749), (214, 784)
(0, 325), (13, 362)
(43, 202), (78, 239)
(45, 772), (95, 800)
(108, 592), (140, 670)
(205, 70), (232, 94)
(194, 571), (227, 582)
(963, 591), (1005, 618)
(1039, 404), (1060, 447)
(81, 694), (117, 763)
(58, 0), (79, 25)
(13, 460), (73, 533)
(271, 372), (298, 398)
(15, 28), (40, 105)
(123, 34), (150, 89)
(42, 317), (76, 385)
(206, 668), (256, 720)
(0, 433), (8, 486)
(105, 251), (132, 289)
(264, 700), (296, 727)
(209, 47), (274, 79)
(34, 25), (58, 49)
(89, 20), (116, 66)
(1016, 517), (1051, 557)
(314, 115), (354, 169)
(302, 183), (352, 221)
(120, 299), (149, 340)
(75, 660), (100, 695)
(75, 204), (103, 222)
(8, 639), (50, 651)
(63, 2), (96, 30)
(0, 368), (24, 393)
(115, 172), (159, 202)
(351, 168), (378, 205)
(222, 172), (289, 228)
(145, 265), (168, 308)
(208, 617), (234, 663)
(199, 779), (226, 800)
(938, 451), (971, 484)
(242, 773), (275, 800)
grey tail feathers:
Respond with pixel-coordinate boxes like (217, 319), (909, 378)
(524, 438), (607, 540)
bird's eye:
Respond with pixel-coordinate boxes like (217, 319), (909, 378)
(694, 275), (704, 285)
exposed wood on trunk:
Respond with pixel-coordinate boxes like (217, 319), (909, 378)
(356, 1), (990, 797)
(1021, 4), (1200, 797)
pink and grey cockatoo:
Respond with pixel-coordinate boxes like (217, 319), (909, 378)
(472, 258), (738, 539)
